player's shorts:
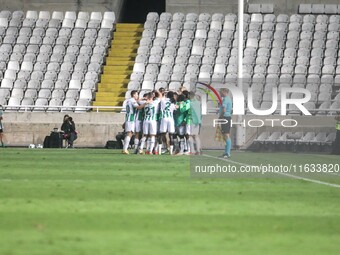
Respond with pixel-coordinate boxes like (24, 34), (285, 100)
(176, 125), (186, 136)
(221, 116), (231, 134)
(160, 118), (175, 134)
(135, 120), (143, 133)
(125, 121), (135, 133)
(186, 124), (200, 136)
(143, 120), (157, 135)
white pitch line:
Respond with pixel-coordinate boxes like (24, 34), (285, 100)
(202, 154), (340, 189)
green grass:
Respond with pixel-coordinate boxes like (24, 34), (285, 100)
(0, 148), (340, 255)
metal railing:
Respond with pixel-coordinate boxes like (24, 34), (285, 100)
(1, 104), (339, 115)
(0, 105), (124, 112)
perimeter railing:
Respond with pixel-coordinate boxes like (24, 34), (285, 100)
(1, 105), (339, 115)
(0, 105), (124, 113)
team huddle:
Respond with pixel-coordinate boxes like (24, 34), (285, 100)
(122, 88), (202, 155)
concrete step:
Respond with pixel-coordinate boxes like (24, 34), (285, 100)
(103, 66), (132, 72)
(108, 51), (137, 58)
(114, 31), (142, 37)
(106, 58), (134, 66)
(95, 94), (125, 101)
(116, 23), (143, 29)
(113, 36), (142, 41)
(109, 44), (139, 50)
(109, 48), (137, 54)
(96, 92), (125, 96)
(111, 38), (140, 45)
(100, 76), (129, 84)
(98, 87), (126, 93)
(101, 74), (129, 79)
(93, 23), (142, 110)
(116, 23), (143, 33)
(105, 56), (134, 62)
(95, 99), (125, 104)
(93, 101), (125, 106)
(117, 27), (143, 33)
(103, 69), (132, 75)
(98, 83), (127, 89)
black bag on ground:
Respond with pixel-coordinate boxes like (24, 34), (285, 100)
(106, 140), (120, 149)
(49, 132), (63, 148)
(43, 136), (50, 148)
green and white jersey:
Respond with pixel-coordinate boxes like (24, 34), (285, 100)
(183, 99), (191, 125)
(136, 100), (146, 121)
(144, 99), (160, 121)
(125, 98), (139, 122)
(175, 102), (186, 127)
(160, 98), (176, 119)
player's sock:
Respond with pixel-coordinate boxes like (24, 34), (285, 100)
(180, 138), (185, 153)
(195, 136), (202, 153)
(169, 135), (174, 155)
(154, 141), (158, 154)
(149, 136), (155, 153)
(186, 139), (191, 153)
(174, 137), (179, 152)
(139, 137), (146, 151)
(134, 138), (139, 150)
(188, 137), (195, 154)
(225, 138), (231, 156)
(184, 138), (188, 151)
(169, 145), (174, 155)
(158, 143), (162, 155)
(146, 138), (151, 152)
(123, 136), (131, 150)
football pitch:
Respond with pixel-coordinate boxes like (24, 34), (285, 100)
(0, 148), (340, 255)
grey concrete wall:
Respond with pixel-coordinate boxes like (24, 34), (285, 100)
(1, 112), (336, 149)
(2, 112), (125, 147)
(166, 0), (340, 15)
(0, 0), (125, 21)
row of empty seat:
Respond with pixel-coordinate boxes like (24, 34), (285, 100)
(254, 131), (335, 144)
(125, 12), (340, 115)
(0, 10), (115, 111)
(299, 4), (340, 14)
(250, 131), (336, 152)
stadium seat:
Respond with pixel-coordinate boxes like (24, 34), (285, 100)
(0, 10), (338, 116)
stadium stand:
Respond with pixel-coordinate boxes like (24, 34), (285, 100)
(250, 130), (336, 152)
(0, 10), (115, 112)
(1, 10), (340, 115)
(126, 11), (340, 116)
(93, 23), (142, 111)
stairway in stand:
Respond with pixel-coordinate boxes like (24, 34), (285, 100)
(93, 23), (142, 112)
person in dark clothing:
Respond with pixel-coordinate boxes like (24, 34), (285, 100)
(332, 113), (340, 155)
(61, 115), (77, 148)
(116, 123), (135, 149)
